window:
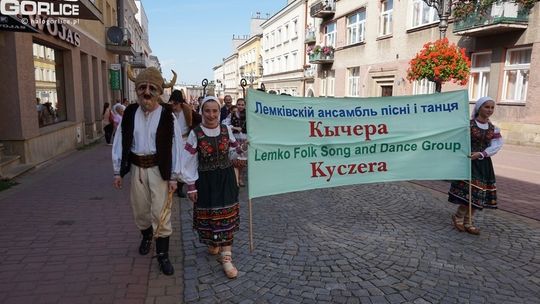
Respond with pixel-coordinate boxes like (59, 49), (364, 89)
(271, 32), (275, 48)
(284, 55), (289, 71)
(469, 52), (491, 101)
(321, 70), (335, 97)
(502, 47), (531, 102)
(348, 67), (360, 97)
(284, 24), (289, 41)
(379, 0), (393, 36)
(277, 28), (282, 45)
(33, 42), (66, 127)
(411, 0), (438, 28)
(324, 22), (336, 47)
(413, 78), (436, 95)
(347, 10), (366, 45)
(293, 19), (298, 37)
(291, 52), (298, 69)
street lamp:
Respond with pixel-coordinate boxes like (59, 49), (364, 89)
(424, 0), (452, 39)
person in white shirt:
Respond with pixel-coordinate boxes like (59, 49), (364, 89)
(112, 66), (181, 275)
(449, 96), (503, 235)
(169, 89), (201, 197)
(182, 96), (246, 279)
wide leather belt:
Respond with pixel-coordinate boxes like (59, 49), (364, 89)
(130, 152), (157, 168)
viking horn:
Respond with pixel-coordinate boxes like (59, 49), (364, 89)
(163, 70), (177, 88)
(127, 64), (136, 82)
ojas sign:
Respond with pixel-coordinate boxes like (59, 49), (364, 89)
(29, 14), (80, 47)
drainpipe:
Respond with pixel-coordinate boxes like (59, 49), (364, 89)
(118, 0), (126, 101)
(303, 0), (308, 96)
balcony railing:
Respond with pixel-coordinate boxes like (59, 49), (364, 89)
(453, 1), (529, 36)
(305, 30), (316, 44)
(130, 52), (149, 68)
(106, 27), (136, 56)
(309, 52), (334, 64)
(310, 0), (336, 18)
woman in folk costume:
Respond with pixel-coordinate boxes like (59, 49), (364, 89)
(182, 96), (246, 279)
(448, 96), (503, 235)
(230, 98), (248, 187)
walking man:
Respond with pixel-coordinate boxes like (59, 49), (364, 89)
(112, 66), (181, 275)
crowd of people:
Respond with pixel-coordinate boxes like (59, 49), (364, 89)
(110, 66), (247, 279)
(109, 66), (502, 280)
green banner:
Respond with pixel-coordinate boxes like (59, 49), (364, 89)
(247, 89), (471, 199)
(109, 69), (121, 91)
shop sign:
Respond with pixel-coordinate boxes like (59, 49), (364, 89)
(28, 14), (80, 47)
(0, 0), (102, 20)
(0, 13), (38, 32)
(109, 66), (121, 91)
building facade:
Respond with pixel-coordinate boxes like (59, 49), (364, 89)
(260, 0), (307, 96)
(0, 0), (158, 177)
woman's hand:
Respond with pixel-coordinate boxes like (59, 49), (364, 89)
(188, 192), (197, 203)
(470, 152), (483, 160)
(168, 181), (178, 193)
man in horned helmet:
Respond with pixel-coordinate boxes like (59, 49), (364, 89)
(112, 66), (181, 275)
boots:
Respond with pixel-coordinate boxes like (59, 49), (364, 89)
(139, 226), (153, 255)
(156, 237), (174, 275)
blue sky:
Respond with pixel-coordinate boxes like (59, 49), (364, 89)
(143, 0), (287, 85)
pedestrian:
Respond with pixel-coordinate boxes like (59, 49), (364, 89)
(36, 97), (44, 127)
(220, 94), (233, 123)
(448, 96), (503, 235)
(110, 103), (125, 137)
(182, 96), (246, 279)
(169, 89), (201, 197)
(112, 66), (180, 275)
(102, 102), (113, 145)
(230, 98), (247, 187)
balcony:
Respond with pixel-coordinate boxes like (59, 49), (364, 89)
(309, 53), (334, 64)
(305, 30), (316, 44)
(106, 27), (136, 56)
(453, 1), (529, 36)
(310, 0), (335, 19)
(130, 52), (149, 68)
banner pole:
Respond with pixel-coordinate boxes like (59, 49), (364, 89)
(248, 199), (254, 253)
(468, 180), (472, 227)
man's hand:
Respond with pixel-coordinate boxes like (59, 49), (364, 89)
(113, 176), (122, 189)
(188, 192), (197, 203)
(168, 181), (178, 193)
(470, 152), (483, 160)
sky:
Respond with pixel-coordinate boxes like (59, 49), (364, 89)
(143, 0), (287, 85)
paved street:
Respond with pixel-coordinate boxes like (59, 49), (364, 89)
(0, 143), (539, 304)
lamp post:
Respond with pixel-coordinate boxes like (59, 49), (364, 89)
(240, 78), (247, 98)
(424, 0), (452, 39)
(201, 78), (208, 97)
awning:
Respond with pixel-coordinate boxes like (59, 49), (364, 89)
(0, 14), (38, 33)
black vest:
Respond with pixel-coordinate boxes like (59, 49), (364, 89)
(120, 103), (174, 180)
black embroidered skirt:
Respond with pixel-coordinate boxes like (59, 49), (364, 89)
(448, 157), (497, 210)
(194, 166), (240, 246)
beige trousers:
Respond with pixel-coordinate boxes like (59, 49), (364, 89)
(130, 165), (172, 237)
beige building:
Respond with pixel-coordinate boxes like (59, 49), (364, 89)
(302, 0), (539, 146)
(0, 0), (150, 177)
(237, 34), (264, 92)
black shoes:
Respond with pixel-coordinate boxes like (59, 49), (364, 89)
(156, 237), (174, 275)
(139, 226), (153, 255)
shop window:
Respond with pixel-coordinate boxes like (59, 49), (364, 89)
(469, 52), (491, 101)
(33, 42), (66, 128)
(502, 47), (531, 102)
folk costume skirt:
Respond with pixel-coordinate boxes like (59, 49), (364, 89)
(448, 157), (497, 210)
(193, 166), (239, 246)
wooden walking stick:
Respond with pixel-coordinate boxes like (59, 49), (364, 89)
(154, 191), (174, 240)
